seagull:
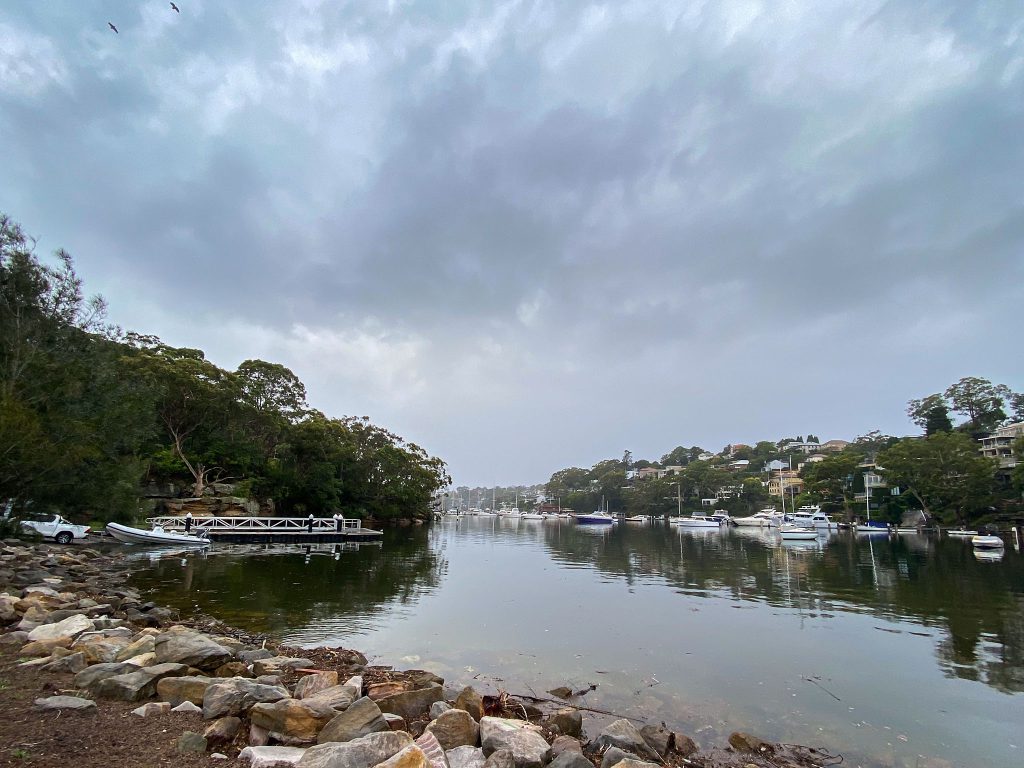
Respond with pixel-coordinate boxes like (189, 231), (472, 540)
(170, 2), (180, 12)
(108, 21), (118, 34)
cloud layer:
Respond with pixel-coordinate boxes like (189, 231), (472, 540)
(3, 1), (1022, 484)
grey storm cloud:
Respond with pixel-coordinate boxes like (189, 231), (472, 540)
(1, 0), (1022, 484)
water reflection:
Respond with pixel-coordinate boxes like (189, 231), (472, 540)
(128, 519), (1024, 768)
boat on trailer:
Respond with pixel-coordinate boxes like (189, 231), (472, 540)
(106, 522), (211, 547)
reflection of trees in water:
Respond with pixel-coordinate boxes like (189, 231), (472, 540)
(130, 527), (444, 636)
(539, 525), (1024, 694)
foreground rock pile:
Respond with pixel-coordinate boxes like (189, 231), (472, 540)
(1, 540), (835, 768)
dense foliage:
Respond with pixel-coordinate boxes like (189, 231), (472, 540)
(0, 215), (448, 523)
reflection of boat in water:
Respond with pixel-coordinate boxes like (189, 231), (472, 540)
(974, 548), (1004, 562)
(971, 535), (1004, 550)
(107, 522), (211, 546)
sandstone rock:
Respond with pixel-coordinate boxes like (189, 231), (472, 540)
(216, 661), (253, 678)
(549, 736), (581, 758)
(591, 720), (657, 760)
(34, 695), (96, 713)
(446, 746), (486, 768)
(454, 688), (484, 722)
(203, 677), (291, 720)
(317, 696), (389, 744)
(251, 724), (271, 747)
(376, 683), (444, 722)
(384, 713), (408, 731)
(368, 681), (410, 700)
(479, 718), (550, 768)
(670, 732), (697, 757)
(40, 651), (87, 673)
(607, 760), (659, 768)
(74, 635), (130, 664)
(600, 747), (637, 768)
(173, 701), (204, 714)
(74, 661), (138, 690)
(0, 630), (29, 647)
(253, 656), (315, 676)
(727, 732), (770, 754)
(638, 725), (671, 757)
(430, 701), (452, 719)
(426, 708), (479, 750)
(415, 730), (449, 768)
(123, 651), (157, 667)
(482, 748), (514, 768)
(26, 613), (93, 643)
(298, 731), (413, 768)
(204, 715), (243, 746)
(155, 629), (232, 670)
(379, 745), (431, 768)
(296, 671), (339, 699)
(303, 684), (359, 711)
(545, 709), (582, 739)
(95, 662), (190, 702)
(251, 699), (336, 744)
(240, 745), (309, 768)
(115, 634), (155, 661)
(344, 676), (363, 693)
(132, 701), (171, 718)
(178, 731), (208, 753)
(21, 637), (72, 656)
(239, 648), (275, 663)
(549, 752), (593, 768)
(157, 675), (214, 706)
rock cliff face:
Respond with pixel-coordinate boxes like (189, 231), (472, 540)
(139, 481), (275, 518)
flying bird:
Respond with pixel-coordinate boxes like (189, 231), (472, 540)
(108, 21), (118, 34)
(170, 2), (180, 12)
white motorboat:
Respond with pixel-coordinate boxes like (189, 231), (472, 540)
(946, 528), (979, 537)
(106, 522), (211, 547)
(709, 511), (733, 526)
(734, 509), (781, 527)
(520, 512), (545, 520)
(622, 514), (649, 523)
(971, 535), (1004, 550)
(856, 521), (891, 534)
(779, 526), (818, 541)
(673, 515), (722, 528)
(787, 510), (839, 530)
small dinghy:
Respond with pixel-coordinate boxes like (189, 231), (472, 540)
(970, 535), (1004, 550)
(106, 522), (211, 547)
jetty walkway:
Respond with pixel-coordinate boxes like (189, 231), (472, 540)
(146, 515), (384, 544)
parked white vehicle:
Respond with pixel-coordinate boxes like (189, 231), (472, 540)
(21, 513), (91, 544)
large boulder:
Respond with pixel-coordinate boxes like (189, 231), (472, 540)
(94, 662), (190, 702)
(73, 634), (131, 664)
(375, 683), (444, 722)
(378, 745), (431, 768)
(203, 677), (291, 720)
(26, 613), (93, 643)
(295, 671), (339, 699)
(74, 661), (139, 690)
(414, 731), (448, 768)
(154, 628), (233, 670)
(479, 718), (550, 768)
(298, 731), (413, 768)
(20, 637), (72, 656)
(303, 685), (359, 712)
(317, 696), (389, 744)
(454, 688), (484, 722)
(157, 675), (215, 707)
(250, 699), (336, 745)
(590, 720), (657, 761)
(446, 746), (486, 768)
(425, 709), (479, 750)
(40, 651), (87, 673)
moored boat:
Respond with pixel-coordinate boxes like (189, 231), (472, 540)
(734, 509), (782, 527)
(106, 522), (211, 547)
(673, 515), (722, 528)
(575, 510), (616, 525)
(520, 512), (545, 520)
(946, 528), (979, 537)
(622, 514), (649, 523)
(971, 535), (1004, 550)
(779, 526), (818, 540)
(856, 520), (890, 534)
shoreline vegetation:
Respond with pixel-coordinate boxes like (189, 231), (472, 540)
(3, 540), (855, 768)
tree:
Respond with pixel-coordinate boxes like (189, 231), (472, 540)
(878, 432), (995, 523)
(944, 377), (1010, 434)
(800, 452), (861, 516)
(1010, 392), (1024, 422)
(907, 393), (953, 435)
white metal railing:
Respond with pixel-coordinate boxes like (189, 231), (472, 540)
(146, 516), (365, 532)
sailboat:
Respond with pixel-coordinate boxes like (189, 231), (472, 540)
(856, 472), (890, 534)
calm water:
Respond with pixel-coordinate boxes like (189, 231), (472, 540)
(129, 518), (1024, 768)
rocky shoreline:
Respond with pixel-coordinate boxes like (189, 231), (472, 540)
(1, 541), (842, 768)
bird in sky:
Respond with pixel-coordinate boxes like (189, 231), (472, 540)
(170, 2), (180, 12)
(108, 21), (118, 34)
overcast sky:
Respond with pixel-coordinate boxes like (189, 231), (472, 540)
(2, 1), (1022, 486)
